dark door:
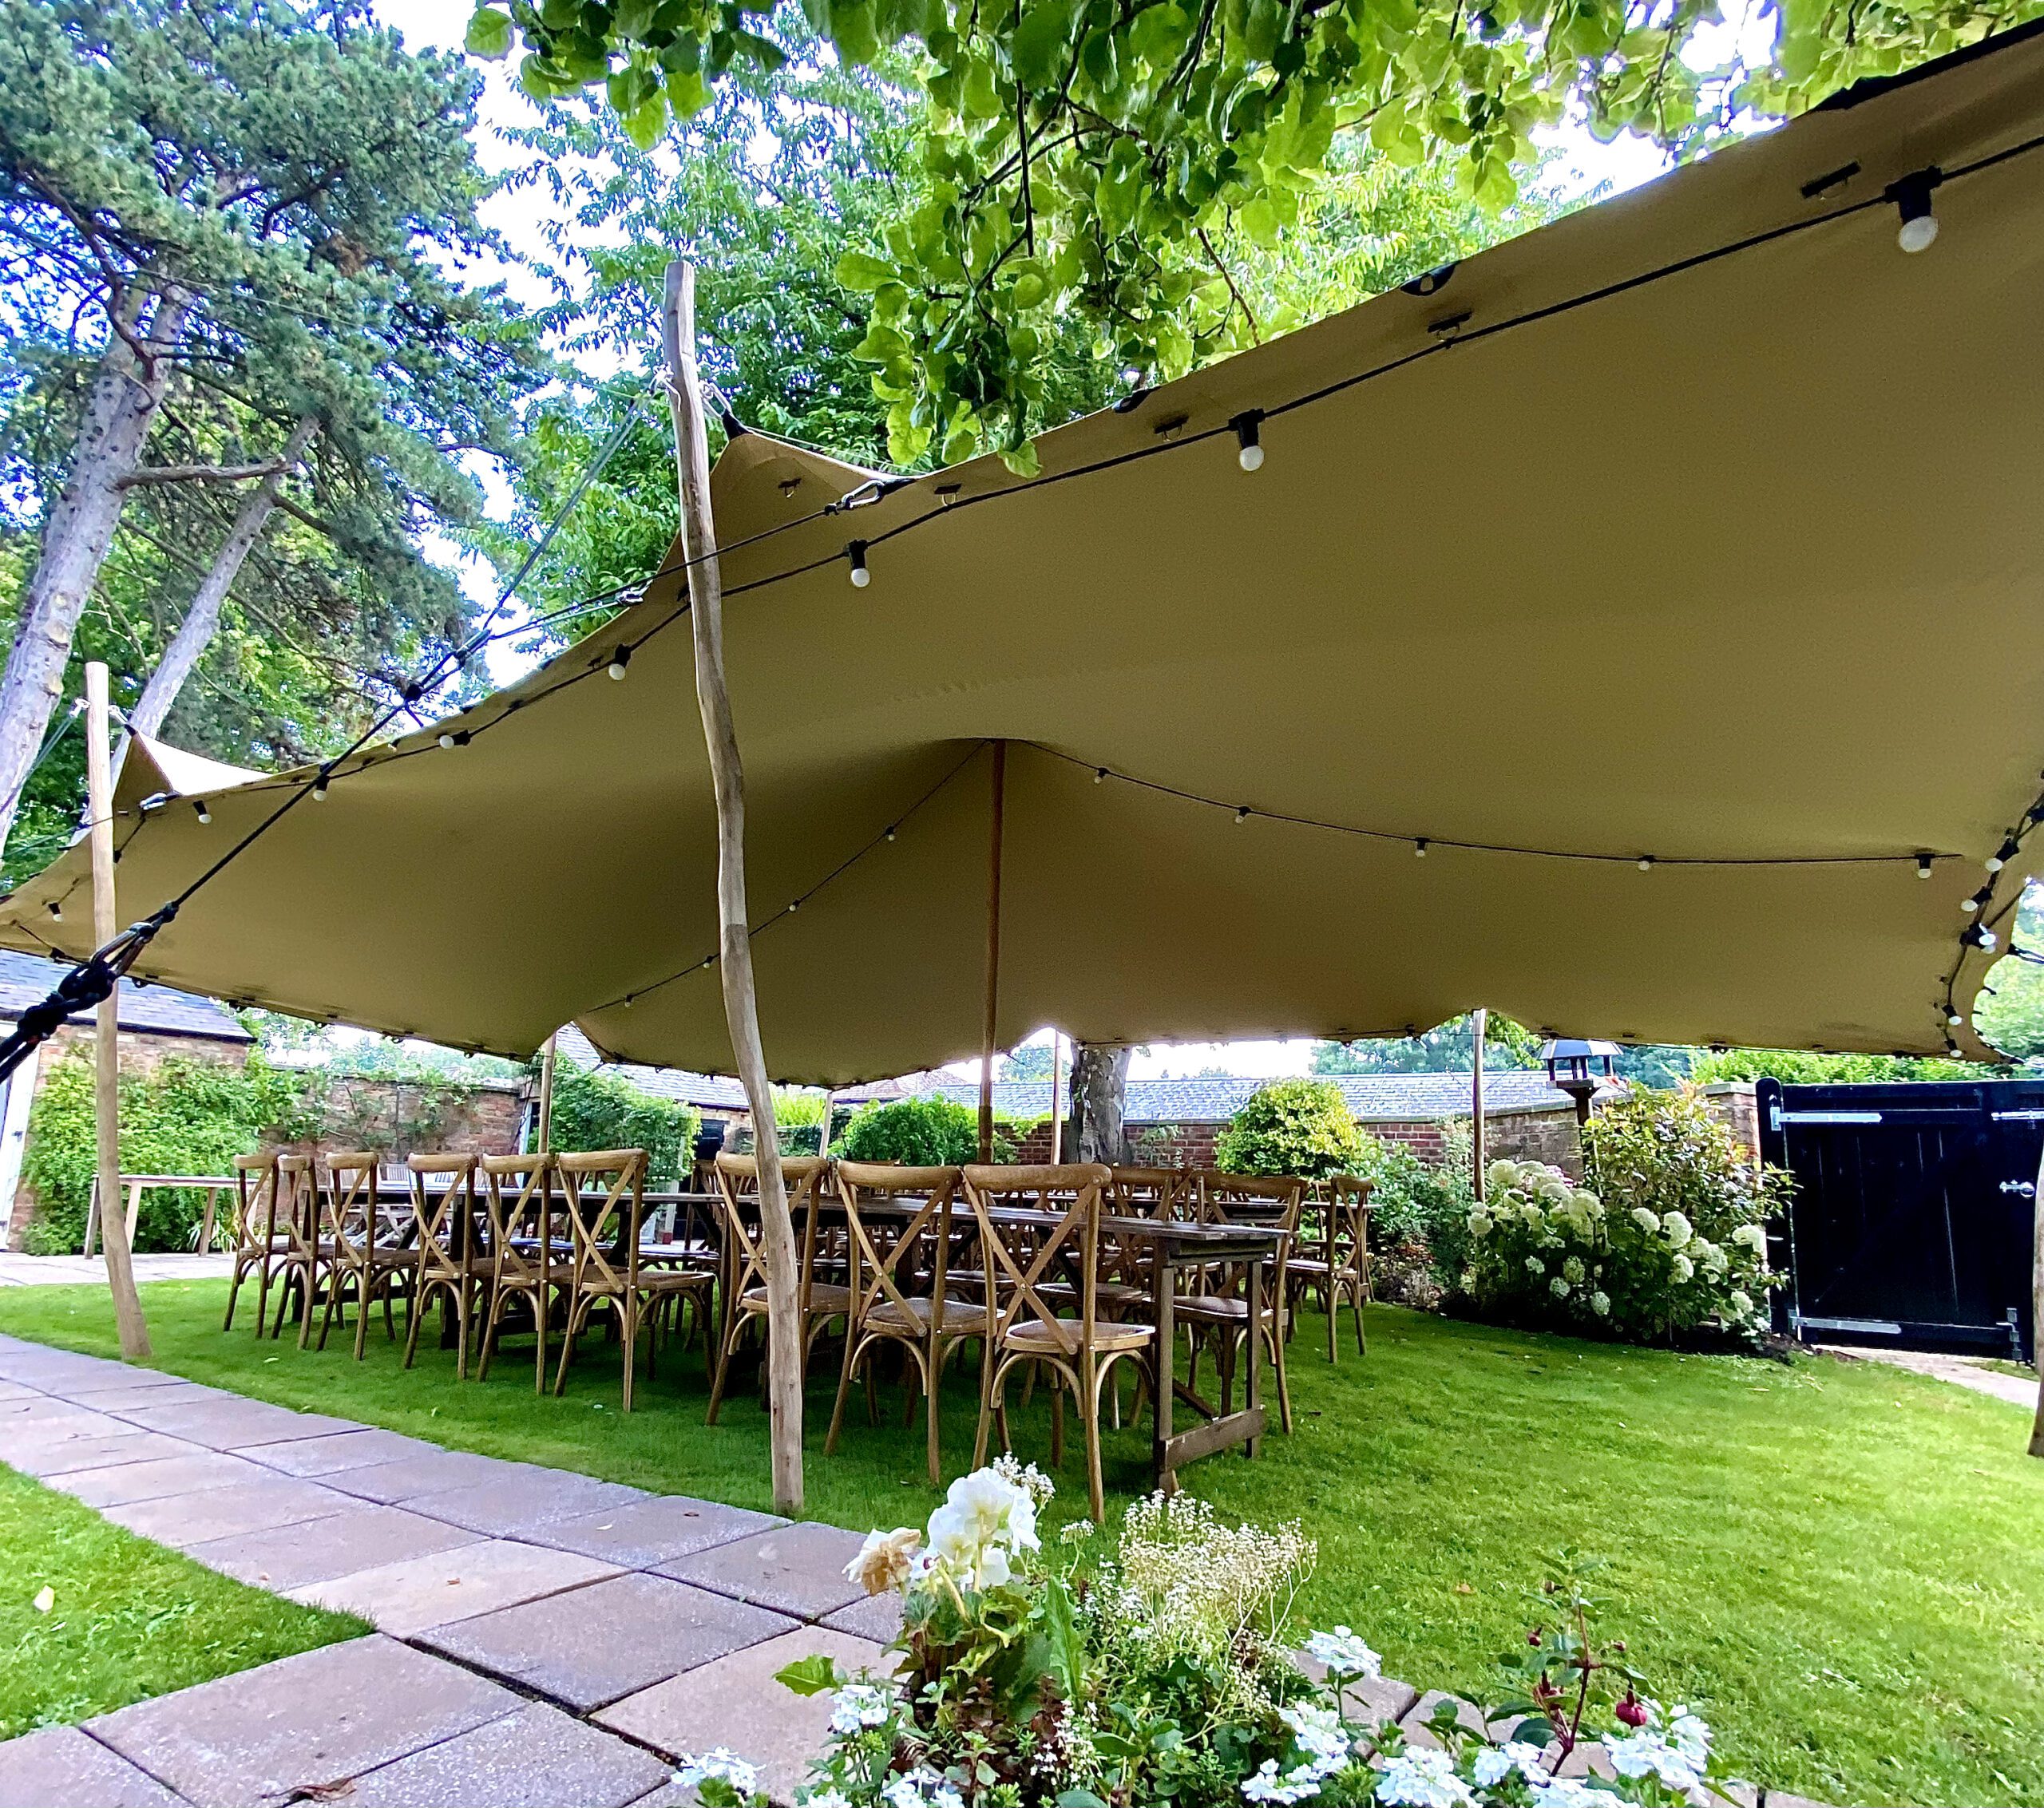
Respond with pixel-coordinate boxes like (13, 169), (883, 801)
(1757, 1078), (2038, 1360)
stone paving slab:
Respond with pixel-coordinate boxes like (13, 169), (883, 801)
(323, 1447), (517, 1504)
(103, 1474), (351, 1549)
(53, 1449), (269, 1510)
(182, 1503), (481, 1591)
(85, 1635), (520, 1808)
(656, 1521), (868, 1621)
(1400, 1689), (1496, 1751)
(415, 1571), (796, 1713)
(289, 1537), (622, 1637)
(45, 1380), (228, 1413)
(596, 1624), (885, 1806)
(0, 1380), (34, 1402)
(37, 1369), (203, 1401)
(525, 1493), (786, 1569)
(105, 1396), (363, 1449)
(819, 1589), (903, 1644)
(0, 1347), (134, 1386)
(0, 1723), (190, 1808)
(0, 1395), (127, 1436)
(402, 1467), (648, 1537)
(1292, 1649), (1420, 1731)
(4, 1428), (191, 1478)
(343, 1699), (671, 1808)
(241, 1427), (439, 1478)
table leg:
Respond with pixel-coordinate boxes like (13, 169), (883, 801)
(1244, 1254), (1263, 1460)
(1152, 1256), (1176, 1493)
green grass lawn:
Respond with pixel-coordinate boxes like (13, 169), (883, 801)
(0, 1458), (367, 1739)
(3, 1280), (2041, 1806)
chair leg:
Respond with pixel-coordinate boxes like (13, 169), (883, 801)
(315, 1267), (343, 1352)
(354, 1272), (375, 1363)
(1082, 1355), (1107, 1525)
(923, 1342), (943, 1486)
(826, 1331), (863, 1457)
(535, 1284), (549, 1396)
(1049, 1369), (1065, 1470)
(552, 1295), (585, 1398)
(402, 1278), (429, 1370)
(223, 1260), (245, 1332)
(253, 1254), (274, 1339)
(477, 1285), (506, 1382)
(1270, 1322), (1294, 1435)
(620, 1297), (637, 1413)
(704, 1311), (742, 1424)
(1326, 1278), (1338, 1363)
(1354, 1276), (1368, 1355)
(297, 1258), (320, 1350)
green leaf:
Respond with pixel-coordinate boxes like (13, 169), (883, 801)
(828, 0), (880, 63)
(834, 251), (896, 291)
(622, 90), (668, 148)
(1238, 193), (1280, 247)
(1012, 0), (1073, 89)
(774, 1652), (843, 1696)
(1127, 2), (1190, 67)
(1040, 1574), (1086, 1703)
(462, 7), (513, 57)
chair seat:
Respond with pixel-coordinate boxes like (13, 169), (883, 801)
(1286, 1257), (1357, 1280)
(868, 1295), (976, 1335)
(1004, 1316), (1154, 1355)
(739, 1281), (854, 1315)
(1038, 1279), (1150, 1310)
(1175, 1293), (1288, 1326)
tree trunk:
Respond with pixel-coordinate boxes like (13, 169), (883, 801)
(1072, 1042), (1131, 1165)
(0, 289), (190, 848)
(662, 259), (803, 1516)
(129, 414), (317, 741)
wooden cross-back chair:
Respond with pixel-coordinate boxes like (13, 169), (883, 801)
(401, 1153), (485, 1379)
(477, 1153), (564, 1392)
(964, 1162), (1155, 1521)
(1290, 1173), (1373, 1359)
(827, 1162), (969, 1482)
(223, 1152), (287, 1334)
(314, 1150), (409, 1360)
(265, 1153), (329, 1347)
(553, 1149), (709, 1410)
(706, 1154), (842, 1424)
(1180, 1170), (1303, 1435)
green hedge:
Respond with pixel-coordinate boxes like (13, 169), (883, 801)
(20, 1049), (302, 1255)
(545, 1062), (699, 1185)
(1212, 1078), (1367, 1180)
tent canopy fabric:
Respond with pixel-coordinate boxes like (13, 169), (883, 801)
(6, 27), (2044, 1083)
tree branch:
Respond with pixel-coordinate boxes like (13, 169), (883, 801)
(116, 457), (291, 489)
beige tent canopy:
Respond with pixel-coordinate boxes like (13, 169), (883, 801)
(7, 27), (2044, 1082)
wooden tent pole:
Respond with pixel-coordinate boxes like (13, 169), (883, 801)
(533, 1032), (557, 1152)
(662, 259), (802, 1515)
(978, 741), (1007, 1163)
(1471, 1007), (1487, 1202)
(85, 662), (150, 1359)
(1049, 1031), (1064, 1164)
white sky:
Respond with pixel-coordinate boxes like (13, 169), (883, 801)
(368, 0), (1752, 1079)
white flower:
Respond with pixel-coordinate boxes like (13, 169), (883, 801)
(1374, 1748), (1474, 1807)
(1630, 1206), (1661, 1234)
(1059, 1519), (1094, 1544)
(800, 1794), (853, 1808)
(677, 1750), (759, 1795)
(1487, 1161), (1517, 1193)
(1670, 1252), (1695, 1284)
(1606, 1729), (1702, 1793)
(826, 1683), (897, 1736)
(1242, 1760), (1322, 1804)
(1468, 1211), (1492, 1237)
(1549, 1276), (1570, 1297)
(1304, 1625), (1381, 1677)
(1732, 1223), (1768, 1254)
(992, 1450), (1056, 1510)
(1472, 1743), (1547, 1787)
(1661, 1210), (1693, 1244)
(883, 1769), (961, 1808)
(1561, 1256), (1586, 1284)
(845, 1527), (921, 1596)
(1590, 1290), (1611, 1316)
(1666, 1705), (1711, 1768)
(1524, 1256), (1545, 1276)
(1527, 1781), (1611, 1808)
(1471, 1751), (1511, 1787)
(1279, 1702), (1350, 1767)
(1729, 1289), (1753, 1317)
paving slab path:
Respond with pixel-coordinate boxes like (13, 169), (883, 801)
(0, 1332), (1840, 1808)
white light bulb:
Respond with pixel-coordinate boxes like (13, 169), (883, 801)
(1947, 1011), (1964, 1026)
(608, 658), (628, 680)
(1986, 854), (2004, 872)
(849, 564), (870, 588)
(1637, 857), (1654, 872)
(1897, 213), (1939, 254)
(1237, 441), (1264, 473)
(1414, 840), (1428, 858)
(195, 802), (212, 825)
(1961, 896), (1979, 912)
(438, 733), (455, 750)
(1980, 930), (1998, 951)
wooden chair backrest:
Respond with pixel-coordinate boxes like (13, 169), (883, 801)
(557, 1148), (646, 1293)
(1190, 1169), (1302, 1289)
(834, 1162), (958, 1327)
(275, 1153), (321, 1256)
(1108, 1165), (1188, 1220)
(714, 1154), (830, 1307)
(232, 1153), (281, 1249)
(1321, 1173), (1374, 1268)
(961, 1163), (1110, 1358)
(480, 1153), (557, 1288)
(406, 1153), (477, 1278)
(321, 1151), (381, 1256)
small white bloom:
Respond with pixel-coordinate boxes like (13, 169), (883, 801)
(1561, 1256), (1586, 1284)
(1666, 1706), (1711, 1767)
(1304, 1625), (1381, 1677)
(1059, 1518), (1094, 1544)
(1374, 1748), (1474, 1807)
(1630, 1206), (1661, 1234)
(845, 1527), (921, 1596)
(1590, 1290), (1611, 1316)
(1670, 1252), (1695, 1284)
(1524, 1256), (1545, 1276)
(1661, 1210), (1693, 1244)
(1468, 1211), (1491, 1237)
(1279, 1702), (1350, 1766)
(1729, 1288), (1753, 1317)
(1733, 1223), (1768, 1254)
(800, 1794), (853, 1808)
(1243, 1759), (1321, 1804)
(1527, 1781), (1610, 1808)
(826, 1683), (897, 1736)
(1471, 1750), (1512, 1787)
(1550, 1276), (1571, 1297)
(676, 1750), (759, 1795)
(1606, 1730), (1701, 1792)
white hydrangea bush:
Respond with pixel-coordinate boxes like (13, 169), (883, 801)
(1460, 1153), (1777, 1345)
(672, 1467), (1748, 1808)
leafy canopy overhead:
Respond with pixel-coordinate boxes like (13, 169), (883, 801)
(464, 0), (2032, 467)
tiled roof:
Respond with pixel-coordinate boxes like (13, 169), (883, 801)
(901, 1069), (1610, 1124)
(555, 1025), (751, 1110)
(0, 949), (252, 1042)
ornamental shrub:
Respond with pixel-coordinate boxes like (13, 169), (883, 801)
(1582, 1085), (1792, 1255)
(838, 1095), (980, 1165)
(20, 1049), (303, 1255)
(1460, 1145), (1781, 1344)
(1213, 1078), (1365, 1180)
(546, 1062), (699, 1184)
(1352, 1122), (1478, 1286)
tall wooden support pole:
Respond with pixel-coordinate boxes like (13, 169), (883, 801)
(533, 1033), (557, 1152)
(85, 663), (150, 1359)
(1049, 1032), (1064, 1165)
(662, 260), (802, 1513)
(978, 742), (1007, 1164)
(1471, 1008), (1487, 1203)
(2029, 1137), (2043, 1458)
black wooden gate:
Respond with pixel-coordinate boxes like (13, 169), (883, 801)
(1756, 1077), (2038, 1360)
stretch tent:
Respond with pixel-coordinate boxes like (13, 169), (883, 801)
(6, 26), (2044, 1082)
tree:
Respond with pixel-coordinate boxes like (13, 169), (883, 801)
(465, 0), (2026, 467)
(1071, 1041), (1131, 1162)
(0, 0), (546, 849)
(1312, 1011), (1543, 1074)
(999, 1042), (1055, 1079)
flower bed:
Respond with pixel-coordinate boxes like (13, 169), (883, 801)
(674, 1463), (1744, 1808)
